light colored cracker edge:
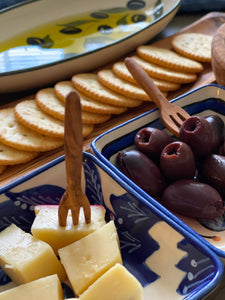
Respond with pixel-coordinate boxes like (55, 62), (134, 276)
(98, 69), (151, 101)
(131, 55), (197, 84)
(112, 61), (181, 92)
(54, 81), (75, 103)
(79, 93), (127, 115)
(0, 142), (39, 165)
(81, 111), (111, 124)
(72, 73), (142, 108)
(171, 33), (212, 63)
(0, 108), (63, 152)
(55, 81), (127, 115)
(14, 100), (64, 138)
(37, 88), (111, 124)
(36, 88), (65, 121)
(137, 45), (203, 73)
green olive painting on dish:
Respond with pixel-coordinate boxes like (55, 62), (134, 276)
(1, 0), (163, 55)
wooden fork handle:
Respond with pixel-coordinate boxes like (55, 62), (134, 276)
(125, 57), (170, 110)
(64, 90), (83, 190)
(58, 90), (91, 226)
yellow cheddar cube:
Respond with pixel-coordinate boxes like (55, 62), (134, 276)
(58, 221), (122, 295)
(0, 224), (66, 284)
(0, 274), (63, 300)
(79, 263), (143, 300)
(31, 205), (106, 254)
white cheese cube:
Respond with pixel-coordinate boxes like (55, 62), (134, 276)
(79, 263), (143, 300)
(31, 205), (106, 254)
(0, 274), (63, 300)
(0, 224), (66, 284)
(58, 220), (122, 295)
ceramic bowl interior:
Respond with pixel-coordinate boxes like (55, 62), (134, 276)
(0, 151), (223, 299)
(0, 0), (181, 92)
(91, 84), (225, 260)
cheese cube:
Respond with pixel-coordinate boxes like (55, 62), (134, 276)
(31, 205), (106, 254)
(58, 220), (122, 295)
(79, 263), (143, 300)
(0, 224), (66, 284)
(0, 274), (63, 300)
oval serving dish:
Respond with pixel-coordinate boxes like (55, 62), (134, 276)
(91, 84), (225, 263)
(0, 0), (181, 93)
(0, 151), (223, 299)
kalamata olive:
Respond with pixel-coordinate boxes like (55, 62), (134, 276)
(161, 179), (224, 219)
(116, 149), (166, 196)
(160, 141), (196, 181)
(179, 116), (214, 157)
(205, 115), (224, 153)
(199, 154), (225, 197)
(134, 127), (173, 161)
(221, 139), (225, 156)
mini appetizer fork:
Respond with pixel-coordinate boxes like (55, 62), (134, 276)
(58, 90), (91, 226)
(125, 57), (190, 136)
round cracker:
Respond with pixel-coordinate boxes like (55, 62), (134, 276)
(36, 88), (65, 121)
(55, 81), (127, 115)
(112, 61), (181, 91)
(54, 81), (75, 103)
(79, 92), (127, 115)
(15, 100), (64, 138)
(72, 73), (142, 107)
(81, 111), (111, 124)
(171, 33), (213, 63)
(137, 45), (203, 73)
(0, 142), (39, 165)
(0, 108), (63, 152)
(98, 69), (151, 101)
(36, 87), (111, 124)
(129, 55), (197, 84)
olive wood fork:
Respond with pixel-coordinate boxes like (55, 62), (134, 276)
(58, 90), (91, 226)
(124, 57), (190, 136)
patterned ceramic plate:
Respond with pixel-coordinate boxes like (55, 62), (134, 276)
(91, 84), (225, 263)
(0, 0), (181, 93)
(0, 151), (223, 299)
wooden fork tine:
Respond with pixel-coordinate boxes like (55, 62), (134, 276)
(58, 191), (69, 227)
(160, 111), (181, 136)
(58, 90), (91, 226)
(124, 57), (190, 136)
(161, 108), (189, 135)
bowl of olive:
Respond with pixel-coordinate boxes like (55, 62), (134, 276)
(91, 84), (225, 260)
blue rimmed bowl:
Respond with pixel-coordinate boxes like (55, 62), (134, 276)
(91, 84), (225, 262)
(0, 0), (181, 93)
(0, 151), (223, 299)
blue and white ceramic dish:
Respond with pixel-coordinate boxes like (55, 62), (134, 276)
(0, 0), (181, 93)
(91, 84), (225, 263)
(0, 151), (223, 299)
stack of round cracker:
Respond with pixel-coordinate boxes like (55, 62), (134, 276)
(0, 32), (212, 175)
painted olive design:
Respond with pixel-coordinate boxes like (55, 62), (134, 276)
(59, 27), (82, 34)
(97, 25), (113, 34)
(127, 0), (146, 10)
(131, 14), (146, 23)
(90, 12), (109, 19)
(27, 37), (45, 46)
(26, 35), (54, 48)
